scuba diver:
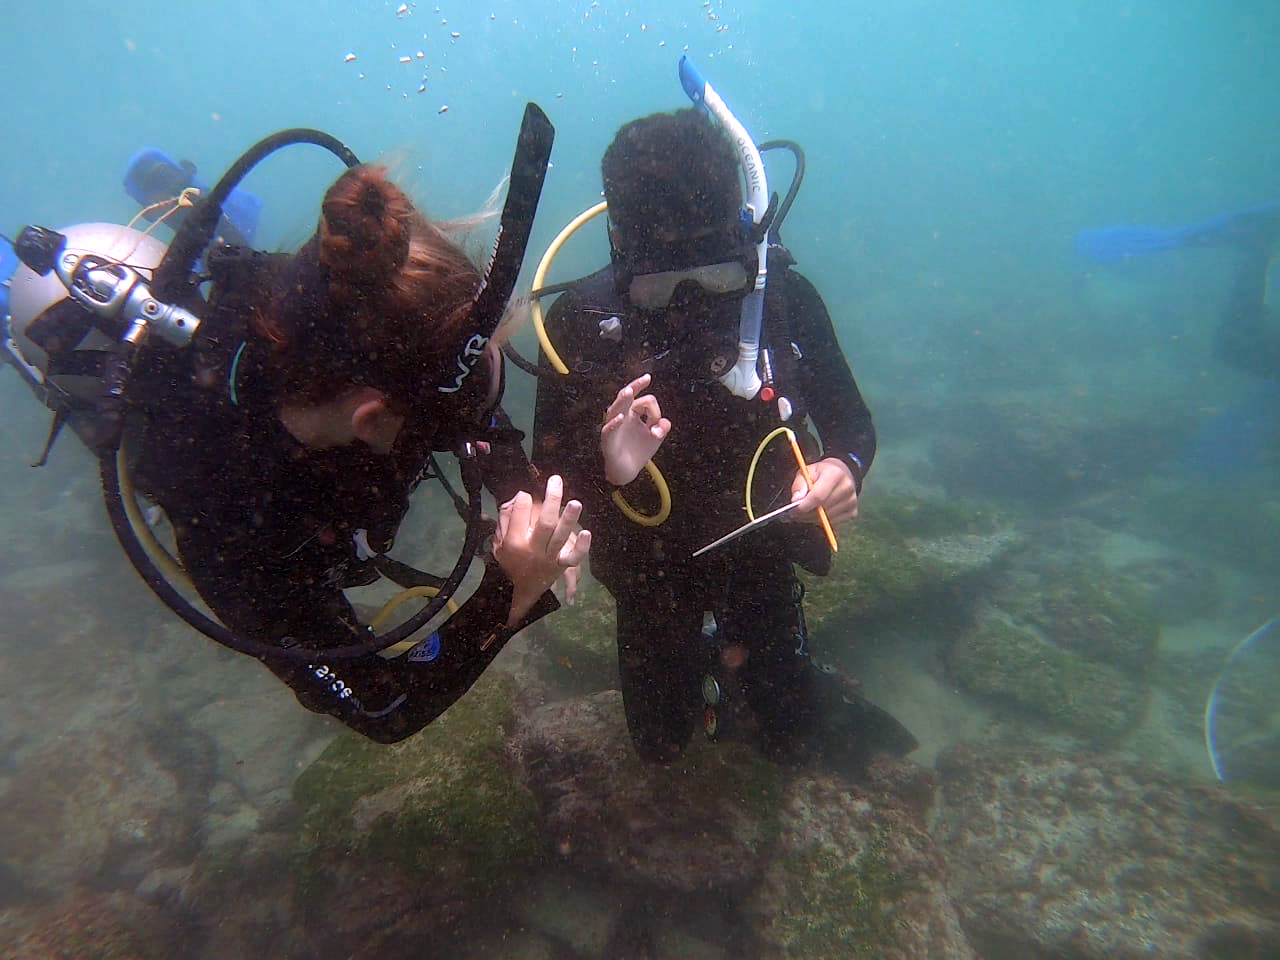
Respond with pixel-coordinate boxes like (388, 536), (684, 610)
(1, 110), (592, 744)
(528, 60), (917, 772)
(1077, 202), (1280, 380)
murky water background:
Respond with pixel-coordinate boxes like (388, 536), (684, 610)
(1, 2), (1277, 957)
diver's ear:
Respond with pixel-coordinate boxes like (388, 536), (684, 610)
(350, 393), (405, 454)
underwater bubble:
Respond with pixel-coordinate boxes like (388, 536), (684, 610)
(1205, 617), (1280, 786)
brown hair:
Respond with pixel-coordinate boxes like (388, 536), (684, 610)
(252, 164), (482, 409)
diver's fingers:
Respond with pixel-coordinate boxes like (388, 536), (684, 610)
(561, 528), (591, 568)
(651, 417), (673, 441)
(547, 498), (583, 558)
(630, 394), (663, 427)
(506, 490), (534, 541)
(790, 468), (819, 514)
(601, 412), (626, 439)
(495, 497), (514, 547)
(604, 384), (636, 424)
(532, 475), (565, 551)
(562, 561), (580, 605)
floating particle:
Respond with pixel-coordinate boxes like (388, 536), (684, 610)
(344, 52), (357, 62)
(556, 91), (564, 98)
(490, 13), (496, 20)
(396, 3), (409, 15)
(683, 44), (690, 51)
(418, 83), (427, 93)
(358, 72), (366, 79)
(440, 17), (448, 24)
(450, 30), (461, 38)
(399, 55), (412, 63)
(659, 40), (666, 47)
(416, 50), (425, 58)
(211, 112), (222, 122)
(438, 104), (449, 114)
(641, 23), (647, 31)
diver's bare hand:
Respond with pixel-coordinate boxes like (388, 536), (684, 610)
(601, 373), (672, 485)
(494, 475), (591, 627)
(790, 458), (859, 526)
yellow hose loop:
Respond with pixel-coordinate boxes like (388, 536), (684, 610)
(531, 199), (672, 526)
(372, 585), (461, 657)
(745, 427), (796, 522)
(532, 200), (608, 375)
(117, 445), (194, 591)
(610, 461), (672, 527)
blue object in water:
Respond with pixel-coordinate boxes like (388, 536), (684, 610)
(1205, 616), (1280, 784)
(123, 146), (262, 246)
(0, 233), (18, 318)
(1076, 201), (1280, 263)
(1190, 380), (1280, 477)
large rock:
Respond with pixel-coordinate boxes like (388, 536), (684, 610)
(934, 745), (1280, 959)
(746, 759), (976, 960)
(802, 493), (1024, 631)
(0, 889), (178, 960)
(289, 670), (542, 959)
(949, 554), (1160, 739)
(0, 715), (205, 897)
(512, 691), (974, 958)
(510, 690), (781, 892)
(951, 608), (1145, 739)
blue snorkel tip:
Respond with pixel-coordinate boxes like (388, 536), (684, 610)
(679, 55), (707, 106)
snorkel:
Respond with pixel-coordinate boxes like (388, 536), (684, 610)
(679, 55), (767, 401)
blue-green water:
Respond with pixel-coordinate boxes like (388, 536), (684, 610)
(1, 2), (1277, 957)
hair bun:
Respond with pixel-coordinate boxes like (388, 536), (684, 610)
(319, 165), (413, 293)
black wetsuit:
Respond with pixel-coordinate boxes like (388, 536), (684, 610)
(1218, 247), (1280, 380)
(532, 258), (876, 761)
(130, 273), (555, 744)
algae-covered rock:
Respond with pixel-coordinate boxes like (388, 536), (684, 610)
(998, 561), (1159, 670)
(801, 493), (1023, 631)
(290, 670), (541, 957)
(934, 744), (1280, 960)
(951, 610), (1145, 738)
(747, 760), (975, 960)
(0, 890), (178, 960)
(510, 690), (783, 892)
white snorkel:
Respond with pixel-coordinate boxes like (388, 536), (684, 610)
(679, 55), (767, 401)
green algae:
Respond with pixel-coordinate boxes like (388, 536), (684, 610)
(291, 671), (541, 906)
(773, 831), (912, 959)
(1005, 562), (1158, 670)
(952, 614), (1145, 738)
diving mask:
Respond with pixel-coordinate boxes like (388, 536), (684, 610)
(626, 259), (753, 309)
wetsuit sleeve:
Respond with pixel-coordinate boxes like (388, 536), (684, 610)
(262, 559), (555, 744)
(175, 508), (556, 745)
(477, 403), (542, 505)
(789, 271), (877, 491)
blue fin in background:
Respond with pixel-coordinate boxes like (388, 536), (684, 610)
(1077, 201), (1280, 263)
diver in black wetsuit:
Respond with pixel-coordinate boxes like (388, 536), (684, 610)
(1216, 235), (1280, 381)
(532, 108), (915, 770)
(5, 160), (589, 744)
